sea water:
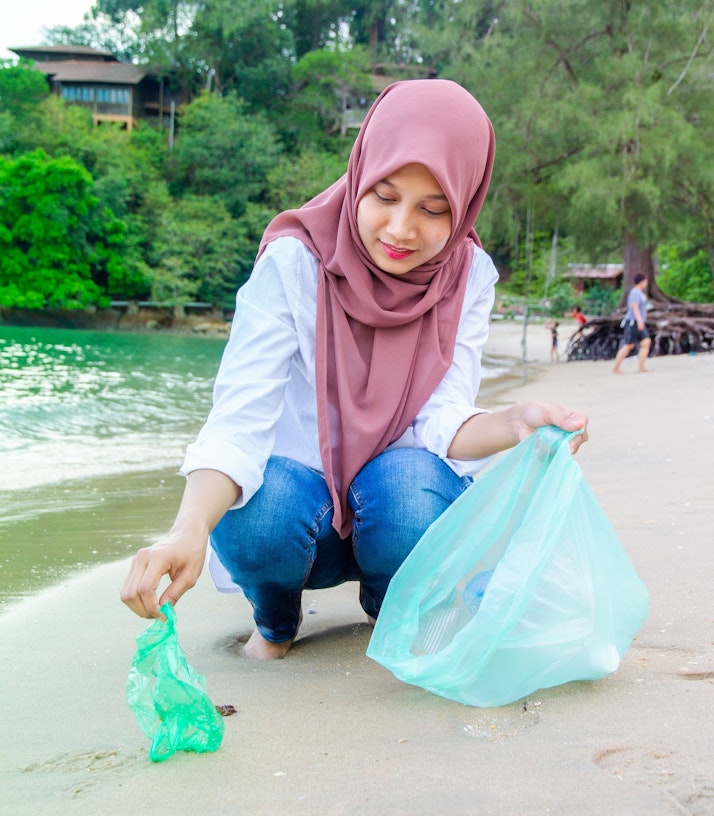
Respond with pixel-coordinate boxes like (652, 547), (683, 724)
(0, 326), (226, 491)
(0, 326), (226, 607)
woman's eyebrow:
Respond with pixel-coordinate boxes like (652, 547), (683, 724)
(378, 177), (448, 201)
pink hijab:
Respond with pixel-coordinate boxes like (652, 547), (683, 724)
(260, 79), (495, 536)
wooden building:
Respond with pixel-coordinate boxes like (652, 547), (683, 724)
(10, 45), (180, 130)
(565, 263), (624, 295)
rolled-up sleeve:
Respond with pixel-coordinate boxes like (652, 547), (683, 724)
(181, 241), (300, 506)
(413, 248), (499, 476)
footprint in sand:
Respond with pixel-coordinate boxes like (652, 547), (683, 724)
(593, 746), (714, 816)
(22, 748), (146, 796)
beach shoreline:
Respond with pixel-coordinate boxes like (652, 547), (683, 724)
(2, 322), (712, 815)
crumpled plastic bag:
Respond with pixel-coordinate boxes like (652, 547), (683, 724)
(367, 426), (649, 707)
(126, 602), (224, 762)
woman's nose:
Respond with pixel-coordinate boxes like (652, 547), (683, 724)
(386, 206), (417, 242)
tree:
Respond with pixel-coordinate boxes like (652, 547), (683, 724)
(0, 60), (49, 112)
(0, 150), (129, 309)
(189, 5), (295, 107)
(657, 242), (714, 302)
(438, 0), (714, 304)
(43, 11), (142, 63)
(0, 60), (49, 153)
(279, 0), (355, 57)
(292, 44), (373, 137)
(97, 0), (197, 44)
(170, 91), (282, 217)
(148, 194), (247, 306)
(12, 95), (98, 165)
(265, 147), (347, 211)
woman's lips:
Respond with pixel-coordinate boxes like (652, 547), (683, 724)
(381, 242), (415, 260)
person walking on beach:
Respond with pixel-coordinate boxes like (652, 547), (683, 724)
(613, 273), (652, 374)
(121, 80), (589, 660)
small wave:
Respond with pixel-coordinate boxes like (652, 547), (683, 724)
(0, 431), (193, 492)
(0, 327), (224, 491)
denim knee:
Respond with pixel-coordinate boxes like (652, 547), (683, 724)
(349, 447), (471, 618)
(211, 457), (326, 587)
(210, 456), (346, 641)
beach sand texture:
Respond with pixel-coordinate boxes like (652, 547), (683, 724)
(1, 321), (712, 816)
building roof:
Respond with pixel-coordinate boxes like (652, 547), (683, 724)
(566, 263), (623, 280)
(11, 45), (117, 62)
(34, 59), (148, 85)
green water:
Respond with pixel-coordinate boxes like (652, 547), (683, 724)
(0, 325), (226, 609)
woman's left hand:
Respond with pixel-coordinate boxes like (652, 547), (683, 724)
(448, 401), (589, 460)
(514, 402), (589, 454)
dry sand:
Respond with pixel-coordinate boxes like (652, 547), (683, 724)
(1, 320), (712, 816)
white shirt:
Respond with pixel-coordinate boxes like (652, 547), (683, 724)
(181, 236), (499, 508)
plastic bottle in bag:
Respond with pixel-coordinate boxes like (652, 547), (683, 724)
(410, 569), (495, 656)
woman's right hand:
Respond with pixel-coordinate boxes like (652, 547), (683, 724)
(120, 528), (208, 619)
(120, 468), (241, 618)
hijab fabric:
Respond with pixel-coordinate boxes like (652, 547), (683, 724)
(260, 79), (496, 536)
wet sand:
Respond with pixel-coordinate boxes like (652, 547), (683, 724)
(1, 320), (712, 815)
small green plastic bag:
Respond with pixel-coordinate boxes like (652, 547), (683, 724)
(126, 602), (224, 762)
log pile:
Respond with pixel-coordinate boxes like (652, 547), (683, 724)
(565, 302), (714, 361)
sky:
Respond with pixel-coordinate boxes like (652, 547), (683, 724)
(1, 0), (96, 61)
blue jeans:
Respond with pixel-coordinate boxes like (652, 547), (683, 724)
(210, 448), (472, 643)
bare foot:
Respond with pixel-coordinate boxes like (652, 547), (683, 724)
(243, 611), (302, 660)
(612, 368), (624, 374)
(243, 629), (295, 660)
(638, 368), (653, 373)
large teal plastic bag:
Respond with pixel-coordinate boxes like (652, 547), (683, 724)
(366, 426), (649, 707)
(126, 602), (224, 762)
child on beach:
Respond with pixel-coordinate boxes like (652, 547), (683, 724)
(121, 79), (589, 659)
(547, 320), (560, 363)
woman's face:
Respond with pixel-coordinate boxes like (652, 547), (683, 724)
(356, 163), (453, 275)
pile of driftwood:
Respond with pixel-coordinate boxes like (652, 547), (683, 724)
(565, 302), (714, 361)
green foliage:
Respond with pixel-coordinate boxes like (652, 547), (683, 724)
(581, 283), (621, 317)
(657, 243), (714, 303)
(280, 0), (357, 57)
(13, 95), (97, 164)
(190, 6), (295, 107)
(148, 195), (249, 307)
(545, 280), (579, 318)
(4, 0), (714, 312)
(43, 12), (142, 63)
(170, 92), (281, 217)
(0, 150), (130, 309)
(500, 230), (572, 297)
(5, 102), (162, 300)
(0, 61), (50, 153)
(0, 61), (49, 112)
(439, 0), (714, 274)
(265, 148), (347, 211)
(232, 201), (280, 291)
(292, 45), (373, 137)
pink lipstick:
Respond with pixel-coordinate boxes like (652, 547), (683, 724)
(381, 242), (415, 260)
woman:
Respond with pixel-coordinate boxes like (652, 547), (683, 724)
(612, 273), (652, 373)
(121, 79), (588, 659)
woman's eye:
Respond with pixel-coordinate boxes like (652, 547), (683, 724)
(374, 191), (394, 203)
(424, 207), (449, 217)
